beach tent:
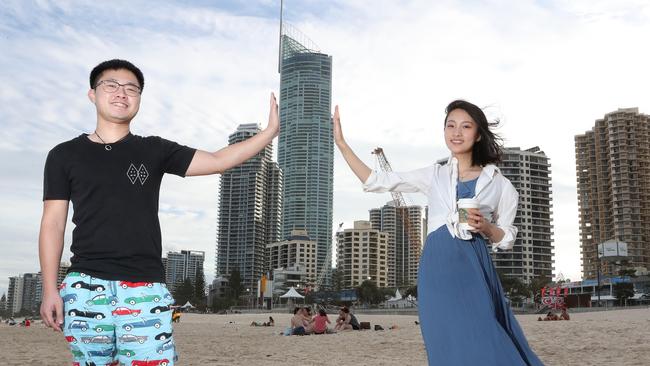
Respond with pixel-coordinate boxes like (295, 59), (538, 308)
(279, 286), (305, 306)
(384, 289), (417, 308)
(280, 287), (304, 299)
(387, 289), (403, 302)
(181, 301), (195, 309)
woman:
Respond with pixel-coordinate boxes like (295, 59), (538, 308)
(333, 101), (543, 365)
(290, 307), (307, 336)
(312, 308), (331, 334)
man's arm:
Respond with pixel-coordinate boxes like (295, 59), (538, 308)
(185, 93), (280, 176)
(39, 199), (69, 332)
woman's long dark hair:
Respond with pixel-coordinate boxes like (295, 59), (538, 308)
(444, 100), (503, 166)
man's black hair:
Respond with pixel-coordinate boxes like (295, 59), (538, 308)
(89, 59), (145, 91)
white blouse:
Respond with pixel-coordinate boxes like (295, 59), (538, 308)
(362, 156), (519, 251)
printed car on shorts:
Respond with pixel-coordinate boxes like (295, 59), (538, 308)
(87, 348), (115, 357)
(70, 346), (84, 358)
(86, 294), (119, 306)
(68, 308), (106, 320)
(69, 320), (90, 331)
(62, 293), (78, 304)
(112, 307), (142, 317)
(150, 305), (170, 314)
(81, 335), (113, 344)
(154, 332), (172, 340)
(118, 334), (148, 344)
(119, 348), (137, 357)
(71, 281), (105, 292)
(67, 272), (87, 278)
(156, 339), (174, 354)
(65, 335), (78, 344)
(93, 323), (116, 333)
(122, 318), (162, 331)
(131, 359), (169, 366)
(119, 281), (154, 289)
(124, 294), (161, 305)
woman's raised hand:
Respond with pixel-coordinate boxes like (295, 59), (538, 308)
(333, 105), (344, 146)
(331, 104), (372, 182)
(267, 92), (280, 138)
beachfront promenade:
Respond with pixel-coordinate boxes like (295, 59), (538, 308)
(1, 308), (649, 365)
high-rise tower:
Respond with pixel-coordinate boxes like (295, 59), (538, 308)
(369, 202), (423, 287)
(495, 147), (554, 284)
(576, 108), (650, 279)
(215, 124), (283, 294)
(278, 25), (334, 278)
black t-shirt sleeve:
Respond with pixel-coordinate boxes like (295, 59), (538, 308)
(158, 137), (196, 177)
(43, 146), (71, 201)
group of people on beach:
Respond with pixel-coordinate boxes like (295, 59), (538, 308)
(2, 317), (31, 327)
(288, 306), (360, 335)
(538, 307), (571, 321)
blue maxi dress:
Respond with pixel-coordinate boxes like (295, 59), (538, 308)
(417, 178), (544, 366)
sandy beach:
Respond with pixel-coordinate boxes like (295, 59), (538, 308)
(1, 308), (649, 365)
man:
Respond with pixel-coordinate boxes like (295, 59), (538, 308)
(39, 59), (279, 365)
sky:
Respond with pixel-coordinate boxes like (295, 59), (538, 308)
(1, 0), (649, 297)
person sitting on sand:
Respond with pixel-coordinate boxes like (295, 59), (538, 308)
(334, 309), (346, 330)
(540, 311), (559, 321)
(303, 307), (315, 334)
(291, 307), (308, 335)
(334, 307), (360, 331)
(312, 308), (331, 335)
(559, 308), (570, 321)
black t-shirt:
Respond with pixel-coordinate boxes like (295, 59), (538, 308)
(43, 133), (196, 282)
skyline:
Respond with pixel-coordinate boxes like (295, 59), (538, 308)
(2, 0), (650, 296)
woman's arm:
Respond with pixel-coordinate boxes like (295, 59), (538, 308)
(333, 105), (433, 192)
(333, 105), (372, 182)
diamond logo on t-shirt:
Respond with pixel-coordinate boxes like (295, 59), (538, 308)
(127, 164), (138, 184)
(138, 164), (149, 185)
(126, 163), (149, 185)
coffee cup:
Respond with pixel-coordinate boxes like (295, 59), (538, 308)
(457, 198), (480, 230)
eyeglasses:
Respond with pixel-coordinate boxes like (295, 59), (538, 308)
(95, 80), (142, 97)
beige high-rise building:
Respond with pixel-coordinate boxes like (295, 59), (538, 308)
(369, 202), (422, 287)
(266, 229), (317, 285)
(336, 221), (388, 288)
(7, 275), (23, 316)
(495, 147), (554, 284)
(575, 108), (650, 279)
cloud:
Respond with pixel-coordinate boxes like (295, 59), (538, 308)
(2, 0), (650, 294)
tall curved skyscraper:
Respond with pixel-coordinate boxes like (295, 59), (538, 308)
(278, 29), (333, 281)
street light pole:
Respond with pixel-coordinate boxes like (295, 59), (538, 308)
(596, 255), (601, 307)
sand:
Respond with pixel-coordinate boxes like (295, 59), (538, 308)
(1, 308), (649, 365)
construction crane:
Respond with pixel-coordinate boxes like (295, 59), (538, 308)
(372, 148), (421, 288)
(314, 222), (344, 291)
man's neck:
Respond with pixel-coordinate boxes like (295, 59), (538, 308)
(93, 121), (131, 143)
